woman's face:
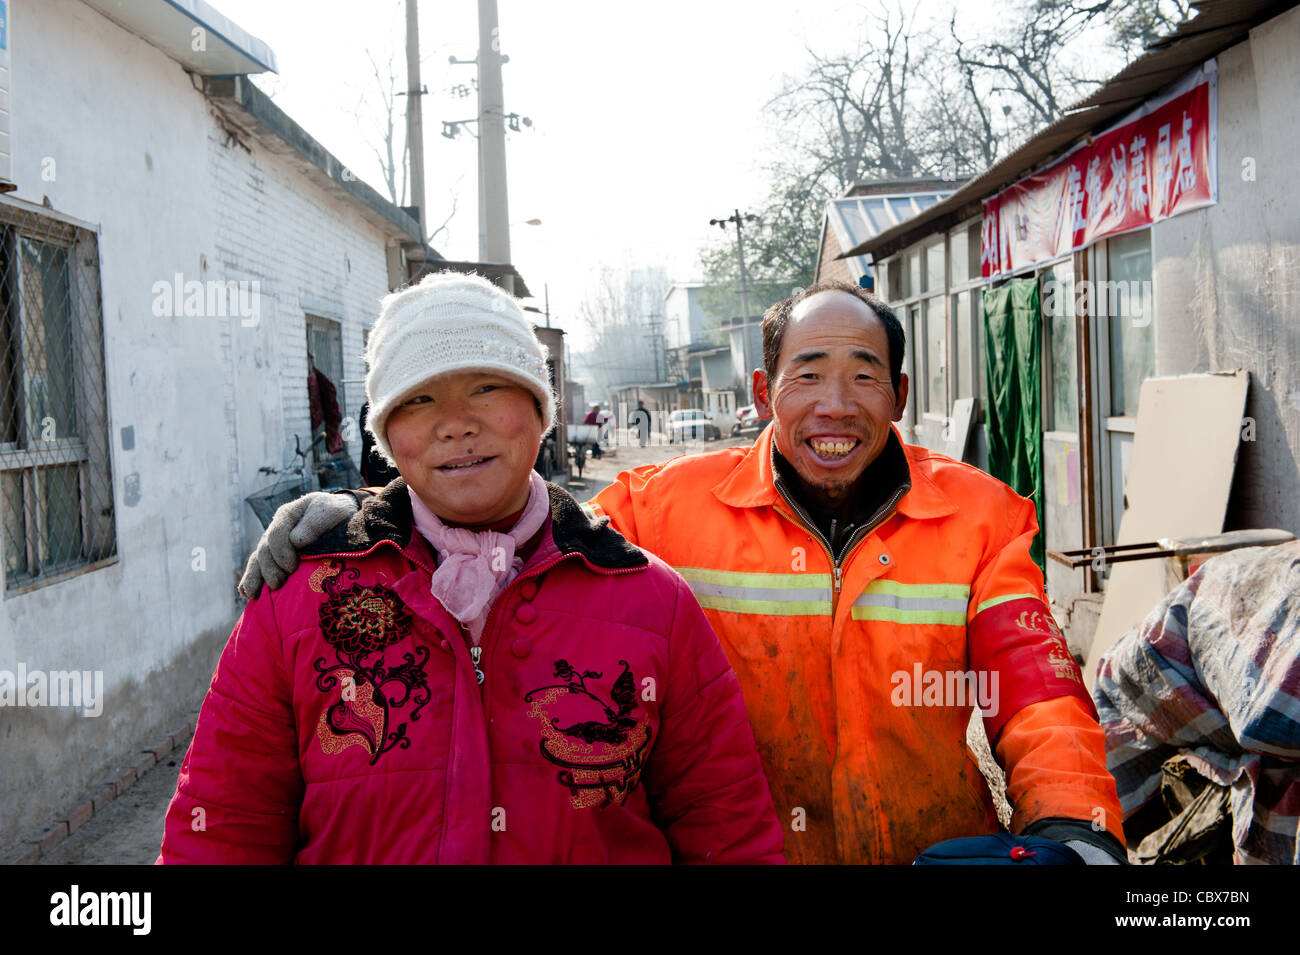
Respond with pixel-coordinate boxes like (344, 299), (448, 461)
(385, 370), (544, 527)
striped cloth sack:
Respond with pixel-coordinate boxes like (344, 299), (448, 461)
(1094, 541), (1300, 864)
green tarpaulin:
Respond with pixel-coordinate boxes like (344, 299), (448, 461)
(983, 279), (1045, 572)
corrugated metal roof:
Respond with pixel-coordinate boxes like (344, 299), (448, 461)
(839, 0), (1300, 262)
(826, 190), (954, 280)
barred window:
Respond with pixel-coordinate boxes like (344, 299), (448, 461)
(0, 199), (115, 592)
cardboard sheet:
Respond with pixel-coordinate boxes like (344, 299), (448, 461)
(1083, 370), (1250, 687)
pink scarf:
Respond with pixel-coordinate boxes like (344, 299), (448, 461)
(408, 470), (550, 645)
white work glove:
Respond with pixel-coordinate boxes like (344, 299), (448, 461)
(238, 492), (360, 599)
(1064, 840), (1122, 865)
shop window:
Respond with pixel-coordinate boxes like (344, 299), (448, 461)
(1042, 261), (1078, 432)
(1107, 230), (1154, 417)
(951, 230), (969, 287)
(953, 290), (971, 399)
(924, 297), (946, 415)
(923, 237), (944, 294)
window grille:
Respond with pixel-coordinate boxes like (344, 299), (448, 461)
(0, 200), (115, 591)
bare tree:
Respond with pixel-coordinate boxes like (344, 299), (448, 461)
(359, 49), (409, 208)
(349, 45), (462, 249)
(953, 0), (1195, 137)
(574, 266), (672, 395)
(696, 0), (1194, 301)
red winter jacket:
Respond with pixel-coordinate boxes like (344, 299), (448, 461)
(158, 480), (782, 864)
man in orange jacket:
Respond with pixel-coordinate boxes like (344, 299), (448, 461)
(243, 280), (1125, 864)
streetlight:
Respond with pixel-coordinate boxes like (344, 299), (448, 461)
(710, 209), (759, 399)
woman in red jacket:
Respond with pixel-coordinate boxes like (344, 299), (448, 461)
(158, 272), (782, 864)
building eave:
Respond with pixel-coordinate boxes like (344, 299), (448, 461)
(83, 0), (278, 75)
(202, 75), (432, 251)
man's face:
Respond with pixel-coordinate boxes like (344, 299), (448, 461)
(753, 290), (909, 507)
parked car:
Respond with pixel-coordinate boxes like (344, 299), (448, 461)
(731, 404), (772, 437)
(667, 409), (721, 442)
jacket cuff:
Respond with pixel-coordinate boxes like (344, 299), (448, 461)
(1023, 817), (1127, 864)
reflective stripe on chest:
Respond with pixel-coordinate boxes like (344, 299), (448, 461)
(675, 566), (833, 616)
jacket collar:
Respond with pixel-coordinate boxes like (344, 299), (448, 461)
(301, 477), (649, 570)
(712, 422), (956, 520)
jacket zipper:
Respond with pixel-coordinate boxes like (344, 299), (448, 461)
(771, 474), (908, 617)
(474, 552), (647, 738)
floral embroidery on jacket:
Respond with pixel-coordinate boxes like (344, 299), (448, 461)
(313, 565), (430, 764)
(525, 659), (652, 808)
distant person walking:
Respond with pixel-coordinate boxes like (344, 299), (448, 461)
(629, 401), (652, 447)
(582, 402), (603, 458)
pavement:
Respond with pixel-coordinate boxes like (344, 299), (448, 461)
(36, 727), (193, 865)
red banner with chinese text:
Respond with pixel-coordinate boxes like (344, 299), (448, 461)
(981, 74), (1216, 278)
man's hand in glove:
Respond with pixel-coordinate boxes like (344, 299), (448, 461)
(238, 491), (360, 599)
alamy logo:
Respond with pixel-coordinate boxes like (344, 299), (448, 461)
(150, 273), (261, 327)
(0, 664), (103, 717)
(890, 663), (999, 717)
(49, 885), (150, 935)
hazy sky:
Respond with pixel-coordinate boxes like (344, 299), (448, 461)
(208, 1), (1093, 344)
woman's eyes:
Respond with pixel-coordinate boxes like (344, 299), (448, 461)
(404, 384), (500, 405)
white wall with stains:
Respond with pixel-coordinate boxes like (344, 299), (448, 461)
(0, 0), (393, 852)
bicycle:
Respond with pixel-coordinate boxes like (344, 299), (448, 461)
(244, 434), (313, 530)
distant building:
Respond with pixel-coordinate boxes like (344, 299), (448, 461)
(814, 179), (958, 289)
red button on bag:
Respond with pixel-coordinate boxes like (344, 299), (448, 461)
(1010, 846), (1037, 860)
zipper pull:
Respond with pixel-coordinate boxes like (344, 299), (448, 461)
(470, 646), (485, 685)
(833, 565), (842, 594)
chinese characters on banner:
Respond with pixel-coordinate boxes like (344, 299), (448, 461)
(981, 74), (1216, 278)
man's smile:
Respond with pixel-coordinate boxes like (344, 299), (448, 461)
(805, 434), (861, 464)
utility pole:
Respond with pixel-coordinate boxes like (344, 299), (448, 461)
(477, 0), (512, 292)
(404, 0), (426, 240)
(709, 209), (758, 398)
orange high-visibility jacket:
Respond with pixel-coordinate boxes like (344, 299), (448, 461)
(590, 425), (1124, 864)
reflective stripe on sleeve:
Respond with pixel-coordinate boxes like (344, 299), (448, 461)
(850, 579), (971, 625)
(975, 592), (1040, 614)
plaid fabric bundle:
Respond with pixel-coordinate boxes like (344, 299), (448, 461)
(1094, 541), (1300, 864)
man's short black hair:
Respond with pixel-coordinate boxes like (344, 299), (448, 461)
(760, 280), (905, 397)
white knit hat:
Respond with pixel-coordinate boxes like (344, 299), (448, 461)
(364, 271), (556, 465)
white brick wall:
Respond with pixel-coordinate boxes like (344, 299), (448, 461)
(207, 121), (392, 567)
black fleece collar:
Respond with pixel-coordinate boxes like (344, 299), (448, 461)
(300, 477), (648, 571)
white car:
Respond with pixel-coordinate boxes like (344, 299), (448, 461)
(667, 409), (721, 442)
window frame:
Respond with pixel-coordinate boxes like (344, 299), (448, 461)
(0, 196), (117, 595)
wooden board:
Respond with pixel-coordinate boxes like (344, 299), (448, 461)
(1083, 370), (1249, 687)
